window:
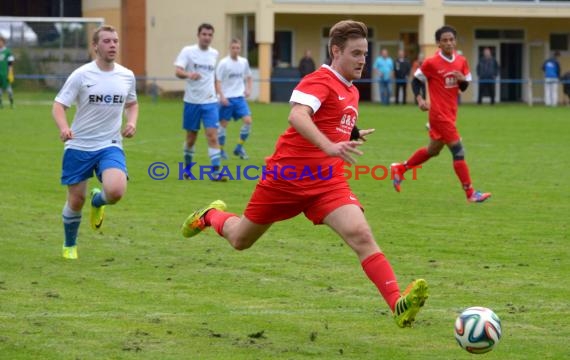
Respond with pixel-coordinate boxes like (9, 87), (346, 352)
(550, 34), (569, 51)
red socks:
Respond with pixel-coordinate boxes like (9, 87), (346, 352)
(361, 252), (401, 311)
(453, 160), (474, 197)
(204, 209), (237, 236)
(405, 147), (431, 169)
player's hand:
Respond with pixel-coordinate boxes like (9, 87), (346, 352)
(357, 128), (375, 142)
(325, 141), (363, 164)
(220, 97), (229, 106)
(122, 124), (136, 138)
(188, 72), (201, 80)
(60, 128), (73, 142)
(418, 99), (430, 112)
(452, 70), (466, 82)
(244, 89), (251, 98)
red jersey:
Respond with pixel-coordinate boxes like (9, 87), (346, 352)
(264, 65), (359, 187)
(417, 51), (471, 122)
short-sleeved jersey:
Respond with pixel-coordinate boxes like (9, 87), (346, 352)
(174, 44), (218, 104)
(55, 61), (137, 151)
(265, 64), (359, 188)
(415, 51), (472, 122)
(0, 46), (15, 77)
(216, 55), (252, 98)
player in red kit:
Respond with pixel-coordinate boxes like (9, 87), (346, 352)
(391, 25), (491, 203)
(180, 20), (429, 328)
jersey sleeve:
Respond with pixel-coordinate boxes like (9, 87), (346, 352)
(174, 47), (189, 69)
(290, 76), (330, 114)
(127, 72), (138, 103)
(55, 70), (82, 107)
(463, 58), (473, 81)
(415, 58), (431, 82)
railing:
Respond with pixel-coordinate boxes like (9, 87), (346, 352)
(11, 74), (570, 106)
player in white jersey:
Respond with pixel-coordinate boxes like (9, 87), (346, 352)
(52, 25), (138, 259)
(174, 23), (225, 181)
(216, 38), (253, 160)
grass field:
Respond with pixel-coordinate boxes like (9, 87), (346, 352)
(0, 93), (569, 359)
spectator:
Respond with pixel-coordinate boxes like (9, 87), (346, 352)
(542, 51), (561, 107)
(298, 49), (316, 78)
(476, 47), (500, 105)
(394, 49), (411, 105)
(373, 48), (394, 105)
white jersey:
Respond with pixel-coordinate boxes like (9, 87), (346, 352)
(55, 61), (137, 151)
(174, 44), (218, 104)
(216, 55), (252, 98)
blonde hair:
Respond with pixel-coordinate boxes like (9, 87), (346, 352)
(328, 20), (368, 59)
(92, 25), (117, 44)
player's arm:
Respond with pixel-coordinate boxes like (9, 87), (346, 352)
(288, 103), (362, 164)
(244, 75), (252, 98)
(122, 101), (139, 138)
(215, 78), (227, 106)
(412, 76), (429, 111)
(52, 101), (73, 142)
(175, 66), (200, 80)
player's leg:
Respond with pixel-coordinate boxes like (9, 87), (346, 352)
(232, 98), (252, 160)
(391, 138), (443, 192)
(218, 101), (232, 160)
(218, 120), (229, 160)
(202, 103), (225, 180)
(323, 203), (428, 327)
(447, 140), (491, 203)
(62, 181), (88, 259)
(182, 102), (200, 170)
(234, 116), (252, 160)
(60, 148), (97, 259)
(90, 147), (128, 229)
(7, 84), (13, 108)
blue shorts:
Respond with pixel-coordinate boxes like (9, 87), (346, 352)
(219, 97), (251, 121)
(183, 102), (219, 131)
(61, 147), (127, 185)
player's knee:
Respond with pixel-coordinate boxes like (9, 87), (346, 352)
(427, 147), (441, 157)
(450, 142), (465, 161)
(232, 237), (255, 251)
(104, 187), (125, 204)
(68, 194), (86, 210)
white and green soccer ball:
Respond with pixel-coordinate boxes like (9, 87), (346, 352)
(454, 306), (502, 354)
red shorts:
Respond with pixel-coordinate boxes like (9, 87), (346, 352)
(244, 178), (363, 225)
(429, 118), (460, 144)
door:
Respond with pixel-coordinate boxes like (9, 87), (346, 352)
(500, 43), (523, 102)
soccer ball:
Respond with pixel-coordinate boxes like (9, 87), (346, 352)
(454, 306), (502, 354)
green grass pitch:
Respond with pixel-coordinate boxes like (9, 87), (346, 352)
(0, 93), (568, 359)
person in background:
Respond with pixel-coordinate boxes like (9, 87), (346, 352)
(476, 47), (500, 105)
(394, 49), (411, 105)
(0, 35), (15, 109)
(174, 23), (225, 181)
(373, 48), (394, 105)
(216, 38), (254, 160)
(392, 25), (491, 203)
(542, 51), (561, 107)
(298, 49), (316, 78)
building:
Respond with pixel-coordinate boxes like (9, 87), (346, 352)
(18, 0), (570, 103)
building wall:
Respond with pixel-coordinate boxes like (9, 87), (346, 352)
(83, 0), (570, 103)
(82, 0), (121, 62)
